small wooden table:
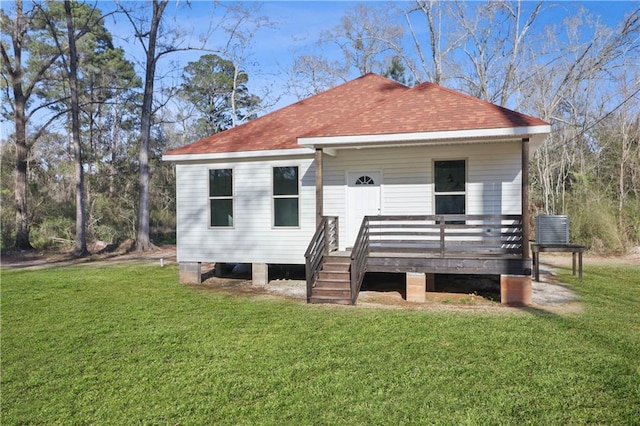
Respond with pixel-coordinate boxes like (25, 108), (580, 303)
(531, 243), (585, 282)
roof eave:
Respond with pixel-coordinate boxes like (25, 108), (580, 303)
(298, 125), (551, 150)
(162, 147), (315, 162)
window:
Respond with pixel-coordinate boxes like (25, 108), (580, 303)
(273, 166), (299, 227)
(209, 169), (233, 227)
(434, 160), (466, 216)
(355, 175), (375, 185)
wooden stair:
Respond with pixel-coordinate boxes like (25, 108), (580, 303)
(309, 253), (352, 304)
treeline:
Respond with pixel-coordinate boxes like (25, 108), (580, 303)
(1, 1), (264, 254)
(2, 1), (639, 254)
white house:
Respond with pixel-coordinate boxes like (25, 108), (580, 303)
(163, 74), (550, 306)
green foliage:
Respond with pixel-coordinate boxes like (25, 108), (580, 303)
(181, 54), (261, 138)
(2, 263), (639, 424)
(30, 216), (74, 249)
(0, 142), (15, 250)
(566, 173), (624, 253)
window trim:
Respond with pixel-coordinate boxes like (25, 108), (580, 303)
(272, 165), (301, 228)
(208, 167), (234, 228)
(433, 159), (467, 218)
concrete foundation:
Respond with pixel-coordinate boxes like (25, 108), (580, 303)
(179, 262), (201, 285)
(252, 263), (268, 286)
(500, 274), (532, 306)
(406, 272), (426, 303)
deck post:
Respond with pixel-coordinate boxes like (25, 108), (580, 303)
(522, 138), (530, 267)
(315, 148), (323, 226)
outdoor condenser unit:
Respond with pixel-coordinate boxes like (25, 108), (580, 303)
(535, 215), (569, 245)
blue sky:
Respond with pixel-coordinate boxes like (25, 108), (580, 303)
(102, 1), (639, 111)
(1, 1), (639, 139)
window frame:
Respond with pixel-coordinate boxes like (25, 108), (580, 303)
(272, 165), (300, 228)
(433, 159), (467, 220)
(208, 167), (234, 228)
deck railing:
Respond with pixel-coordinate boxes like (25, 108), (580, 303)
(365, 214), (524, 256)
(304, 216), (339, 300)
(350, 217), (371, 304)
(347, 214), (522, 303)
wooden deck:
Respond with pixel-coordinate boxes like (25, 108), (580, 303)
(306, 215), (530, 304)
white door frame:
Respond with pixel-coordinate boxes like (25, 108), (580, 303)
(346, 170), (382, 247)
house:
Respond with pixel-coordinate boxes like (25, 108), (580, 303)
(163, 73), (550, 306)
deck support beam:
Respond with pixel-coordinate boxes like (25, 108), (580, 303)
(426, 273), (435, 292)
(315, 148), (323, 226)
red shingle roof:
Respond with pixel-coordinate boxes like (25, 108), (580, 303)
(164, 73), (548, 156)
(164, 74), (407, 156)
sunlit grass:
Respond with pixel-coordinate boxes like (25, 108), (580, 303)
(2, 262), (639, 424)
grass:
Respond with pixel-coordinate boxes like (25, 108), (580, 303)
(2, 261), (639, 424)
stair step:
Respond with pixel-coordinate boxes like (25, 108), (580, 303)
(312, 287), (351, 298)
(318, 271), (350, 281)
(325, 255), (351, 263)
(314, 279), (350, 289)
(322, 262), (351, 272)
(309, 295), (352, 305)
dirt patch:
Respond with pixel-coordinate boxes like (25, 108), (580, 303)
(5, 246), (635, 314)
(1, 242), (176, 270)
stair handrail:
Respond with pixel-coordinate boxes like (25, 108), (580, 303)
(350, 216), (371, 304)
(305, 216), (339, 301)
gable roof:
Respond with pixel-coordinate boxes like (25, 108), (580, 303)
(164, 73), (549, 158)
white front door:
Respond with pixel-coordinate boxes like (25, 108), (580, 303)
(347, 171), (381, 246)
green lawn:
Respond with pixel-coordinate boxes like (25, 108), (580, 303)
(2, 261), (639, 425)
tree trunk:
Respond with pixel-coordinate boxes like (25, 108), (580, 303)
(65, 0), (88, 257)
(135, 0), (168, 252)
(14, 101), (32, 250)
(8, 0), (33, 250)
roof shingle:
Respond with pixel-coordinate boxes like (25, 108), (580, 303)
(164, 73), (548, 156)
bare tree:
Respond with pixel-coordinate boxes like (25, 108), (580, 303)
(527, 7), (640, 215)
(61, 0), (88, 255)
(288, 4), (404, 98)
(118, 0), (223, 251)
(219, 3), (272, 127)
(403, 0), (462, 84)
(449, 0), (544, 106)
(117, 0), (169, 252)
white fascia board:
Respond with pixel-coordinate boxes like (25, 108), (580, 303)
(297, 125), (551, 148)
(162, 147), (315, 162)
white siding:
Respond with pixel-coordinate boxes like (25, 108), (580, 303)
(323, 142), (522, 249)
(173, 140), (523, 262)
(175, 155), (315, 264)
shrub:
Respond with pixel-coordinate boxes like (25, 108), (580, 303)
(30, 217), (75, 250)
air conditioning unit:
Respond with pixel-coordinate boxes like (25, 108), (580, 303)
(535, 215), (569, 245)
